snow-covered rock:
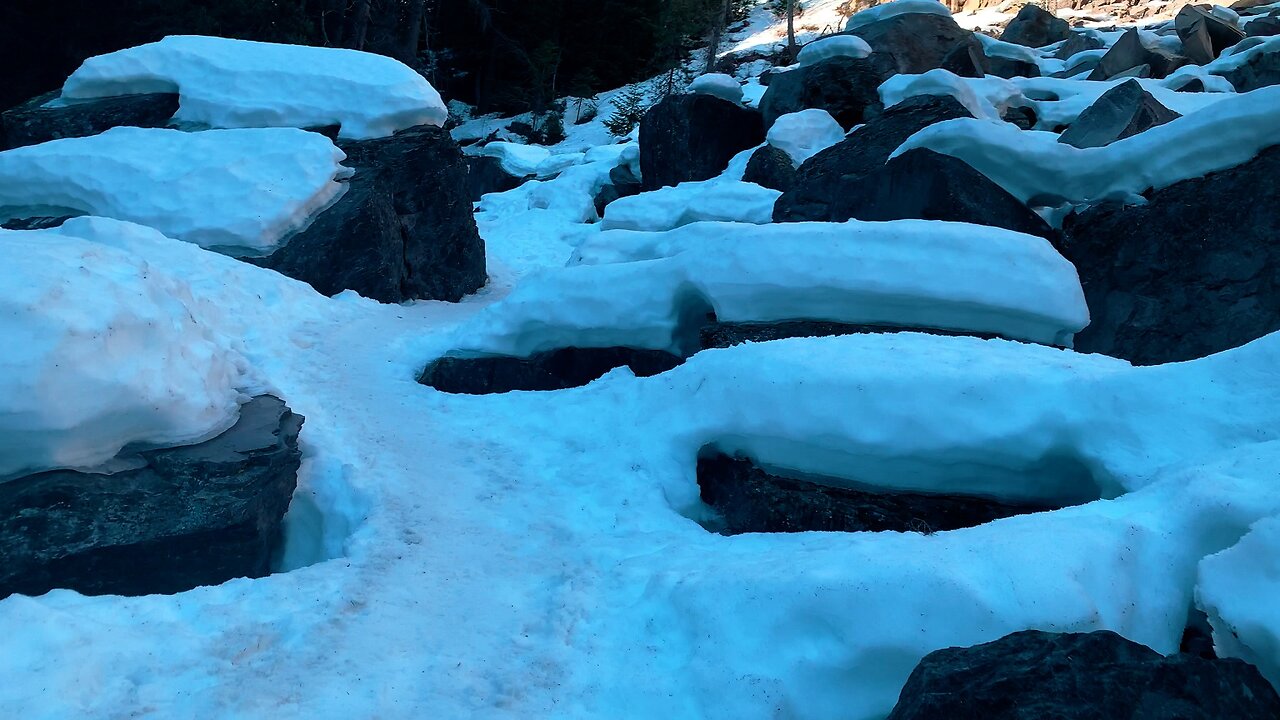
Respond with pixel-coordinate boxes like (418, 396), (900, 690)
(797, 35), (873, 66)
(477, 141), (551, 177)
(845, 0), (953, 31)
(897, 85), (1280, 205)
(765, 109), (846, 165)
(61, 35), (446, 139)
(600, 181), (780, 231)
(457, 219), (1088, 357)
(688, 73), (745, 103)
(0, 218), (247, 479)
(0, 126), (349, 254)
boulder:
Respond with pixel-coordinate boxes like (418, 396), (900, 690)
(987, 53), (1042, 80)
(465, 155), (528, 201)
(742, 145), (798, 192)
(1175, 5), (1246, 64)
(639, 93), (765, 191)
(1217, 40), (1280, 91)
(759, 53), (897, 130)
(1053, 31), (1107, 60)
(0, 396), (303, 599)
(1060, 144), (1280, 365)
(830, 148), (1053, 238)
(848, 12), (975, 74)
(1000, 4), (1071, 48)
(1088, 28), (1190, 80)
(886, 630), (1280, 719)
(1246, 15), (1280, 37)
(773, 94), (973, 222)
(698, 453), (1063, 536)
(940, 35), (989, 78)
(593, 163), (644, 216)
(1, 91), (179, 150)
(253, 124), (486, 304)
(1057, 79), (1181, 149)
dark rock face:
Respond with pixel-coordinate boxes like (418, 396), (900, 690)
(1088, 29), (1190, 80)
(419, 347), (684, 394)
(1057, 80), (1181, 149)
(886, 630), (1280, 720)
(593, 164), (644, 217)
(1061, 144), (1280, 365)
(1246, 15), (1280, 37)
(828, 148), (1053, 238)
(1001, 105), (1038, 130)
(742, 145), (798, 192)
(848, 13), (974, 74)
(1000, 4), (1071, 48)
(773, 94), (974, 223)
(759, 54), (897, 131)
(1218, 40), (1280, 91)
(700, 320), (1001, 349)
(1054, 31), (1107, 60)
(254, 124), (486, 304)
(1, 215), (79, 231)
(639, 94), (765, 191)
(697, 453), (1063, 535)
(465, 155), (528, 201)
(986, 53), (1042, 80)
(1, 91), (179, 150)
(0, 396), (303, 600)
(1176, 5), (1246, 64)
(941, 36), (989, 78)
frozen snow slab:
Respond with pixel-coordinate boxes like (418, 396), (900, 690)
(475, 141), (551, 177)
(60, 35), (446, 139)
(1198, 510), (1280, 689)
(600, 180), (780, 231)
(766, 109), (845, 165)
(846, 0), (953, 31)
(689, 73), (745, 103)
(797, 35), (873, 66)
(455, 219), (1088, 356)
(0, 218), (248, 478)
(0, 126), (349, 254)
(897, 85), (1280, 205)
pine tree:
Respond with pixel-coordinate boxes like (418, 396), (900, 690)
(602, 85), (649, 137)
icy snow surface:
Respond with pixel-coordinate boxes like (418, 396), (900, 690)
(6, 12), (1280, 720)
(0, 218), (248, 478)
(897, 85), (1280, 204)
(688, 73), (745, 103)
(61, 35), (447, 139)
(845, 0), (953, 30)
(766, 109), (845, 165)
(797, 35), (873, 65)
(453, 220), (1089, 355)
(600, 180), (780, 231)
(0, 126), (349, 254)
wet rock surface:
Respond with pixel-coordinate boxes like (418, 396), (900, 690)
(697, 453), (1064, 535)
(0, 396), (303, 600)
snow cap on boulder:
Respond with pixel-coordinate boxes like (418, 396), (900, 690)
(766, 109), (846, 165)
(798, 35), (873, 66)
(688, 73), (744, 103)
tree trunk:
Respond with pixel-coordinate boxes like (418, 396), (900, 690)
(705, 0), (731, 73)
(786, 0), (797, 60)
(347, 0), (372, 51)
(402, 0), (428, 63)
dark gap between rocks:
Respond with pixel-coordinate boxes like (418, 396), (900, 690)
(696, 451), (1078, 535)
(419, 346), (685, 394)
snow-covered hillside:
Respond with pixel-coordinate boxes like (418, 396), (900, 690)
(3, 1), (1280, 718)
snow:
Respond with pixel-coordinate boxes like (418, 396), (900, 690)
(0, 126), (349, 254)
(600, 181), (780, 231)
(476, 141), (551, 177)
(453, 219), (1088, 356)
(1198, 513), (1280, 689)
(845, 0), (953, 31)
(766, 109), (845, 165)
(688, 73), (744, 103)
(975, 32), (1041, 64)
(797, 34), (873, 65)
(7, 15), (1280, 720)
(60, 35), (447, 140)
(0, 218), (248, 479)
(879, 69), (1231, 130)
(896, 85), (1280, 205)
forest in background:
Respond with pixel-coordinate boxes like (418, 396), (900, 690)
(0, 0), (765, 113)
